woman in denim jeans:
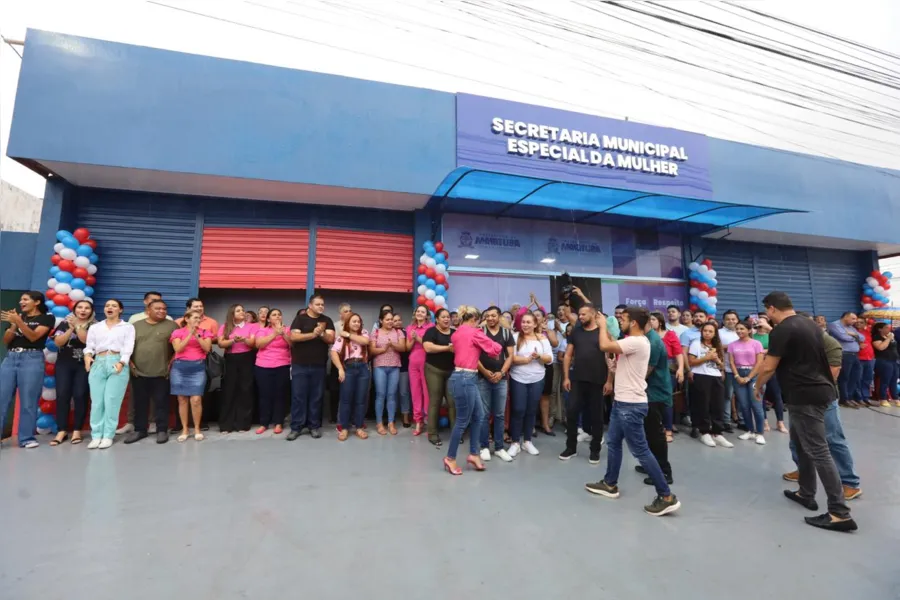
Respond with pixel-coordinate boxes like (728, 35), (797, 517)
(1, 291), (55, 448)
(331, 313), (370, 440)
(871, 322), (900, 407)
(369, 310), (406, 436)
(728, 321), (766, 445)
(443, 306), (501, 476)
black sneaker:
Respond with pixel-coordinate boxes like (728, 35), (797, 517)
(585, 480), (619, 498)
(559, 448), (577, 461)
(123, 431), (147, 444)
(690, 428), (700, 439)
(156, 431), (169, 444)
(644, 474), (674, 485)
(286, 430), (301, 441)
(644, 495), (681, 516)
(723, 425), (734, 434)
(588, 451), (600, 464)
(310, 428), (322, 439)
(784, 489), (819, 511)
(635, 465), (647, 474)
(804, 513), (858, 532)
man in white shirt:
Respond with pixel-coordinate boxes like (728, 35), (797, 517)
(719, 310), (740, 432)
(584, 307), (681, 517)
(128, 291), (174, 324)
(666, 305), (688, 337)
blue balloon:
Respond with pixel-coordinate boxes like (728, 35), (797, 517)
(50, 266), (60, 276)
(425, 246), (436, 257)
(426, 278), (436, 289)
(434, 252), (446, 264)
(36, 413), (57, 432)
(45, 339), (58, 351)
(62, 236), (80, 249)
(438, 416), (449, 428)
(51, 306), (70, 318)
(689, 272), (699, 281)
(56, 230), (73, 242)
(45, 300), (56, 310)
(83, 286), (94, 297)
(417, 274), (427, 285)
(88, 253), (99, 264)
(76, 244), (93, 257)
(43, 376), (56, 388)
(884, 272), (894, 279)
(71, 278), (86, 290)
(434, 284), (446, 296)
(56, 271), (73, 284)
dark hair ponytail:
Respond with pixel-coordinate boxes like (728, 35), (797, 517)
(24, 291), (48, 314)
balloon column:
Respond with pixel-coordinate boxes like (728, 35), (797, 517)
(687, 258), (718, 316)
(415, 240), (450, 313)
(861, 269), (892, 311)
(37, 228), (99, 434)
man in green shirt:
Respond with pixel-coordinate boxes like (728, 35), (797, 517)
(636, 327), (674, 484)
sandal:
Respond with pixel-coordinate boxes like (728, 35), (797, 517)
(194, 433), (205, 441)
(665, 432), (674, 443)
(177, 433), (189, 443)
(377, 423), (387, 436)
(388, 423), (398, 436)
(274, 424), (283, 434)
(51, 433), (68, 446)
(255, 426), (268, 435)
(338, 429), (349, 441)
(429, 437), (443, 447)
(413, 423), (423, 436)
(356, 428), (368, 440)
(71, 433), (83, 445)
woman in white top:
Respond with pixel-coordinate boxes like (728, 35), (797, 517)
(508, 312), (553, 457)
(688, 322), (733, 449)
(84, 299), (136, 449)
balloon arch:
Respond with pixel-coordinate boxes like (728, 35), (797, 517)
(687, 259), (718, 316)
(36, 228), (99, 434)
(414, 241), (449, 313)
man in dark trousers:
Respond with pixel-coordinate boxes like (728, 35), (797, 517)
(287, 294), (335, 440)
(634, 321), (674, 485)
(755, 292), (857, 532)
(560, 303), (609, 464)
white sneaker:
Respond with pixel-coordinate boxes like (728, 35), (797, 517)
(98, 438), (113, 449)
(87, 439), (101, 449)
(576, 430), (593, 442)
(523, 441), (540, 455)
(148, 424), (157, 434)
(738, 431), (755, 441)
(713, 434), (734, 448)
(495, 448), (513, 462)
(699, 433), (716, 447)
(23, 440), (40, 449)
(755, 435), (766, 445)
(480, 448), (491, 461)
(115, 423), (134, 435)
(508, 442), (521, 458)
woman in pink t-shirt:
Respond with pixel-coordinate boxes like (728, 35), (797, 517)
(727, 321), (766, 445)
(369, 310), (407, 436)
(253, 308), (292, 435)
(170, 312), (214, 442)
(406, 305), (433, 436)
(217, 304), (259, 434)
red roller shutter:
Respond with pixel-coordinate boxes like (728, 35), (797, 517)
(200, 227), (309, 289)
(315, 229), (413, 292)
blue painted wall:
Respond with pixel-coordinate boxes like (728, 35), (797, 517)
(0, 231), (38, 290)
(9, 29), (457, 196)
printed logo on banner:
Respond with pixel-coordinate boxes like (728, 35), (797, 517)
(546, 236), (606, 256)
(459, 231), (474, 248)
(458, 230), (522, 250)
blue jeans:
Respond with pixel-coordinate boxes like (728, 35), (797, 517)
(604, 401), (672, 497)
(509, 378), (542, 443)
(790, 400), (860, 488)
(373, 366), (400, 423)
(290, 364), (325, 431)
(856, 359), (874, 401)
(0, 350), (45, 446)
(477, 376), (507, 451)
(734, 367), (764, 434)
(723, 371), (735, 423)
(874, 358), (898, 400)
(338, 362), (370, 429)
(398, 371), (411, 415)
(837, 352), (861, 402)
(446, 371), (483, 459)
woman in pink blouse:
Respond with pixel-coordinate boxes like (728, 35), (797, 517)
(331, 313), (371, 440)
(369, 310), (407, 435)
(217, 304), (258, 433)
(406, 305), (432, 436)
(444, 305), (502, 475)
(170, 312), (214, 442)
(254, 308), (291, 435)
(727, 320), (766, 445)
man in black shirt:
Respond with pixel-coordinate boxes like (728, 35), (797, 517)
(287, 294), (335, 440)
(560, 303), (610, 464)
(476, 306), (515, 462)
(755, 292), (856, 532)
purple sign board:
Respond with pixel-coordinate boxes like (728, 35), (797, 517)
(601, 281), (688, 314)
(456, 93), (713, 200)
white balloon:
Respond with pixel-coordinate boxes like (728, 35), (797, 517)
(425, 257), (436, 268)
(698, 291), (709, 300)
(863, 303), (874, 310)
(425, 289), (436, 300)
(53, 243), (64, 254)
(698, 265), (709, 273)
(689, 288), (699, 297)
(86, 264), (98, 275)
(875, 285), (885, 294)
(59, 248), (77, 260)
(434, 295), (446, 306)
(69, 289), (86, 301)
(417, 285), (427, 296)
(43, 350), (58, 364)
(54, 283), (72, 295)
(84, 297), (94, 304)
(42, 387), (56, 400)
(55, 317), (65, 327)
(48, 278), (59, 288)
(867, 277), (878, 287)
(435, 263), (447, 274)
(419, 255), (428, 265)
(74, 256), (91, 268)
(708, 296), (718, 304)
(688, 262), (700, 271)
(707, 269), (717, 279)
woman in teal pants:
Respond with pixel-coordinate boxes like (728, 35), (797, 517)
(84, 299), (135, 449)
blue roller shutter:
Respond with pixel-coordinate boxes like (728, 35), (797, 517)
(70, 189), (200, 317)
(808, 249), (866, 320)
(753, 245), (815, 314)
(702, 241), (760, 318)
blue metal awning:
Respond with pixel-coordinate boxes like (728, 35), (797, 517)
(430, 167), (803, 236)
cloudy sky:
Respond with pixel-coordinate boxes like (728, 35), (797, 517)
(2, 0), (898, 199)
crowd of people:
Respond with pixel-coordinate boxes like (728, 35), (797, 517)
(0, 284), (872, 529)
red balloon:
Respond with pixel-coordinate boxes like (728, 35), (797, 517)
(44, 363), (56, 376)
(45, 289), (56, 299)
(708, 288), (718, 297)
(698, 283), (709, 292)
(425, 300), (436, 311)
(72, 267), (89, 279)
(435, 274), (447, 285)
(871, 270), (881, 278)
(702, 259), (713, 268)
(58, 259), (75, 272)
(885, 283), (892, 291)
(73, 228), (91, 243)
(39, 399), (56, 415)
(441, 251), (449, 260)
(417, 265), (427, 275)
(425, 268), (436, 279)
(51, 254), (61, 265)
(85, 239), (97, 250)
(442, 282), (449, 291)
(86, 275), (97, 286)
(690, 304), (699, 312)
(862, 296), (872, 304)
(417, 295), (427, 306)
(434, 241), (444, 252)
